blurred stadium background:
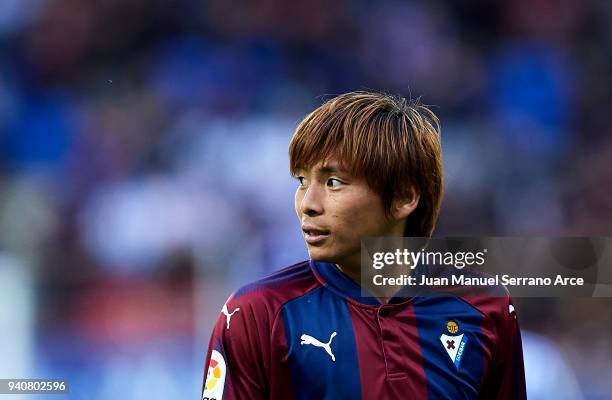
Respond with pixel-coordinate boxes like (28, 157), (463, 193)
(0, 0), (611, 399)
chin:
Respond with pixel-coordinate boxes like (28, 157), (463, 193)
(307, 248), (344, 264)
(307, 249), (335, 262)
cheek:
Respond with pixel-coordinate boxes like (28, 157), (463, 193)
(294, 190), (302, 217)
(336, 198), (387, 235)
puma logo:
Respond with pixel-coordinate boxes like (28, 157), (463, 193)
(221, 304), (240, 329)
(509, 304), (516, 319)
(300, 331), (337, 362)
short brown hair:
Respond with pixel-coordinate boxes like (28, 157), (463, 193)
(289, 91), (443, 237)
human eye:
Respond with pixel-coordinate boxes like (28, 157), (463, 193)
(326, 178), (344, 188)
(295, 176), (306, 186)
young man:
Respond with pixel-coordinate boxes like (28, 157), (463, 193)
(201, 92), (526, 399)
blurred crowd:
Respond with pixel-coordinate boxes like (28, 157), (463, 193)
(1, 0), (611, 398)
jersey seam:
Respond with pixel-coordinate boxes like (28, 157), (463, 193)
(271, 284), (326, 332)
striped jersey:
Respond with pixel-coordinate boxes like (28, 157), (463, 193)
(202, 259), (526, 399)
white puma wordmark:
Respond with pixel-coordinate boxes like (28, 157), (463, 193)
(300, 331), (337, 362)
(221, 304), (240, 329)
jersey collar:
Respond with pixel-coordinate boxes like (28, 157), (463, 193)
(310, 259), (430, 306)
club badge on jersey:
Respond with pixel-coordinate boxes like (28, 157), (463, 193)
(440, 320), (469, 369)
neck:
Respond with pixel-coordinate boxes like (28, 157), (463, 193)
(334, 262), (409, 305)
(334, 262), (360, 285)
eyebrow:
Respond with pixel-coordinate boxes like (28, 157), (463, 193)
(317, 165), (342, 174)
(293, 163), (347, 176)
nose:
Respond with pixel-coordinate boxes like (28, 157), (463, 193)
(297, 183), (324, 217)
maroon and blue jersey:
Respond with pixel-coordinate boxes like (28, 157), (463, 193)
(202, 260), (526, 399)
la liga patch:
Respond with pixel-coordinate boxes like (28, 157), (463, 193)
(203, 350), (226, 399)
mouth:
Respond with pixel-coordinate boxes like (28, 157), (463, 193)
(302, 227), (331, 245)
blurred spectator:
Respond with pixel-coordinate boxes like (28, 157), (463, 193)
(522, 330), (583, 400)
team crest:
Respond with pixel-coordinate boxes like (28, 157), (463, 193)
(440, 321), (468, 369)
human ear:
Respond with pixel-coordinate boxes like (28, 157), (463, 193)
(392, 186), (420, 220)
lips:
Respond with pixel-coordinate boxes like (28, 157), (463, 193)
(302, 224), (330, 245)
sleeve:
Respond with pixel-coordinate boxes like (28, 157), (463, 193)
(480, 296), (527, 400)
(201, 295), (269, 400)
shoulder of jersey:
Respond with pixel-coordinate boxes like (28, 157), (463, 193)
(227, 260), (321, 312)
(426, 267), (515, 323)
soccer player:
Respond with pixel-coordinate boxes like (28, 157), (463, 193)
(201, 91), (526, 399)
